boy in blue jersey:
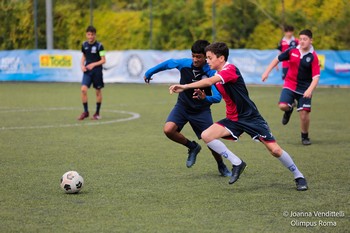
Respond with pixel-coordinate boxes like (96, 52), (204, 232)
(78, 25), (106, 120)
(144, 40), (231, 177)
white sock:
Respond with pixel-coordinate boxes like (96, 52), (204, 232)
(207, 139), (242, 165)
(278, 150), (304, 179)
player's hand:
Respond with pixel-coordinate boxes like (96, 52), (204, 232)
(81, 66), (87, 72)
(144, 76), (152, 84)
(86, 63), (94, 70)
(261, 72), (269, 82)
(169, 84), (185, 94)
(193, 89), (206, 100)
(303, 89), (312, 98)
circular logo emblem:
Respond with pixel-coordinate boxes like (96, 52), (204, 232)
(127, 55), (143, 77)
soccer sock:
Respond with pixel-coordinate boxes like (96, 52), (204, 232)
(185, 140), (196, 149)
(83, 102), (88, 113)
(96, 102), (101, 114)
(278, 150), (304, 179)
(301, 132), (309, 139)
(207, 139), (242, 166)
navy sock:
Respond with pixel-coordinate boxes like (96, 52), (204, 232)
(96, 102), (101, 114)
(301, 132), (309, 139)
(185, 140), (196, 149)
(83, 102), (88, 112)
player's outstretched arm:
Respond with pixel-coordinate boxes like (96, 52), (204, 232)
(262, 57), (279, 82)
(170, 76), (221, 94)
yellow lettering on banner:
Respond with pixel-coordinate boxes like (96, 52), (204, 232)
(318, 54), (325, 70)
(39, 55), (73, 68)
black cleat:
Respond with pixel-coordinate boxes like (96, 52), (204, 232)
(282, 108), (294, 125)
(229, 161), (247, 184)
(186, 142), (201, 168)
(295, 177), (308, 191)
(302, 138), (312, 146)
(218, 163), (232, 177)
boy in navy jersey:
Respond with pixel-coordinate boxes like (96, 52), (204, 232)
(78, 26), (106, 120)
(262, 29), (320, 145)
(170, 42), (308, 191)
(144, 40), (231, 177)
(277, 25), (299, 80)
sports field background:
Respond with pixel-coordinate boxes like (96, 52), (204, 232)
(0, 83), (349, 232)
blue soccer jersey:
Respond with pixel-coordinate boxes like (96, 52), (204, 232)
(145, 58), (221, 112)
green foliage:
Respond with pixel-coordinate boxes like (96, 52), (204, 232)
(0, 0), (349, 50)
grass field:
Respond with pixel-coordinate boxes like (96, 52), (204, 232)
(0, 83), (349, 233)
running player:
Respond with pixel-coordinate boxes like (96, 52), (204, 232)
(144, 40), (231, 177)
(169, 42), (308, 191)
(78, 25), (106, 120)
(262, 29), (320, 145)
(277, 25), (299, 80)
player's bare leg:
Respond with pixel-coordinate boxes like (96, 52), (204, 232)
(202, 124), (245, 183)
(78, 85), (89, 120)
(163, 122), (201, 168)
(92, 89), (102, 120)
(279, 103), (294, 125)
(299, 110), (311, 145)
(262, 140), (308, 191)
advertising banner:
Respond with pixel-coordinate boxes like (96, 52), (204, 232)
(0, 49), (349, 86)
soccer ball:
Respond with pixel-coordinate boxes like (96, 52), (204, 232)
(60, 171), (84, 194)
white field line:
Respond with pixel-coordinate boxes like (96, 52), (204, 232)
(0, 107), (140, 130)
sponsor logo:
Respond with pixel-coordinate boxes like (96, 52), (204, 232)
(40, 55), (73, 68)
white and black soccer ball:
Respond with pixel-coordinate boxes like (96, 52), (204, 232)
(60, 171), (84, 194)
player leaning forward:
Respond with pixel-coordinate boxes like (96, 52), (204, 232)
(169, 42), (308, 191)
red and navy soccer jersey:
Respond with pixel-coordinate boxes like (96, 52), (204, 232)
(215, 63), (261, 121)
(277, 36), (299, 68)
(278, 45), (320, 94)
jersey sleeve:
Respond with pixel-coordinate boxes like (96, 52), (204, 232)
(312, 52), (321, 78)
(278, 47), (293, 62)
(144, 58), (190, 79)
(217, 64), (239, 84)
(81, 42), (86, 54)
(204, 85), (222, 103)
(98, 43), (106, 57)
(277, 39), (282, 51)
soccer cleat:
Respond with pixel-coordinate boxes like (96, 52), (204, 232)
(218, 163), (232, 177)
(186, 142), (201, 168)
(78, 111), (89, 120)
(295, 177), (308, 191)
(302, 138), (312, 146)
(229, 161), (247, 184)
(92, 113), (101, 120)
(282, 107), (294, 125)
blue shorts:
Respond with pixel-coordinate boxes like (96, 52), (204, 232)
(166, 104), (213, 139)
(279, 88), (311, 112)
(216, 117), (276, 142)
(82, 69), (104, 89)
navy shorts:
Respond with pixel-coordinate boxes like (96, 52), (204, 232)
(166, 104), (213, 139)
(279, 88), (312, 112)
(216, 117), (276, 142)
(82, 69), (104, 89)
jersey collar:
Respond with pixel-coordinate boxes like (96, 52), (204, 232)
(296, 45), (314, 58)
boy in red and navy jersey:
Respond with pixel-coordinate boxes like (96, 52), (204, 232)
(262, 29), (320, 145)
(170, 42), (308, 191)
(277, 25), (299, 80)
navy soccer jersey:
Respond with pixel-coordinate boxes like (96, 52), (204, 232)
(145, 58), (221, 112)
(81, 41), (105, 70)
(278, 45), (320, 94)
